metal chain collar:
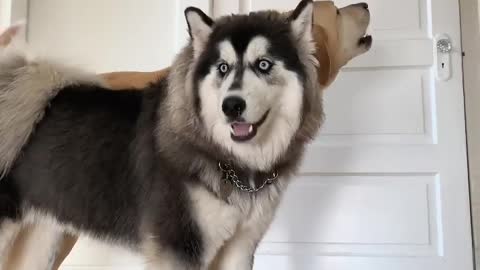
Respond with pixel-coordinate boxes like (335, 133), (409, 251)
(218, 161), (279, 193)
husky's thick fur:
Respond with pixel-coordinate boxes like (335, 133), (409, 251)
(0, 1), (323, 269)
(0, 51), (103, 177)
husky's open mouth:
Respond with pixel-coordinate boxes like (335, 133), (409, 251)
(230, 110), (270, 142)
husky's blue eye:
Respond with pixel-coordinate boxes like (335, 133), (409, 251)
(218, 63), (229, 76)
(257, 59), (272, 73)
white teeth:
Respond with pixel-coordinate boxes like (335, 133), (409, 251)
(230, 126), (235, 134)
(248, 125), (253, 133)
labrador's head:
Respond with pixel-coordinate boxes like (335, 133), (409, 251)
(312, 1), (372, 87)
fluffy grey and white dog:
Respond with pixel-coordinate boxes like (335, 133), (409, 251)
(0, 0), (323, 269)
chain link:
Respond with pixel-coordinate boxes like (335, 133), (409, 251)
(218, 162), (278, 193)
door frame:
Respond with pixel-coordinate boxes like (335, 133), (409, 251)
(460, 0), (480, 267)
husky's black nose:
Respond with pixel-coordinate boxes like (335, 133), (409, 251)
(222, 96), (246, 118)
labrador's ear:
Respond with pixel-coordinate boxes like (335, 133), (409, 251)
(312, 25), (332, 87)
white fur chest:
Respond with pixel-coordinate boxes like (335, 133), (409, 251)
(187, 176), (288, 266)
(188, 185), (242, 264)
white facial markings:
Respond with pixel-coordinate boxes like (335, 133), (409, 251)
(198, 35), (304, 170)
(200, 40), (237, 126)
(199, 68), (222, 133)
(243, 36), (270, 64)
(218, 40), (237, 65)
(240, 68), (270, 121)
(238, 36), (272, 123)
(217, 40), (239, 99)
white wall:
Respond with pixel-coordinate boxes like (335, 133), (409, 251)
(0, 0), (12, 27)
(27, 0), (177, 73)
(460, 0), (480, 268)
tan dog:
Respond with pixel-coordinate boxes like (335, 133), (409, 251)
(0, 2), (370, 269)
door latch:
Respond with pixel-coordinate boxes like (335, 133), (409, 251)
(435, 34), (452, 81)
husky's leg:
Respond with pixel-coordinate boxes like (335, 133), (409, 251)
(143, 238), (204, 270)
(209, 230), (257, 270)
(0, 220), (22, 269)
(4, 224), (69, 270)
(211, 206), (277, 270)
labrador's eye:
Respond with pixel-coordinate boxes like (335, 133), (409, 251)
(257, 59), (273, 73)
(218, 63), (230, 76)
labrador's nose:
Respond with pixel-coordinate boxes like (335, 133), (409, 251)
(358, 2), (369, 10)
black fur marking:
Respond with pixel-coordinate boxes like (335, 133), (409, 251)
(0, 176), (20, 221)
(229, 66), (244, 91)
(7, 80), (203, 265)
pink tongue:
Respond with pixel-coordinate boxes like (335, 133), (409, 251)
(232, 123), (252, 137)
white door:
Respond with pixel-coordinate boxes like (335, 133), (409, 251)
(23, 0), (472, 269)
(212, 0), (472, 270)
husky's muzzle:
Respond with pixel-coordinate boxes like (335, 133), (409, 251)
(222, 96), (270, 142)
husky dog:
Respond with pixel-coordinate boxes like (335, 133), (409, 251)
(0, 0), (323, 269)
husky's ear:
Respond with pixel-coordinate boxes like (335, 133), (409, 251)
(288, 0), (314, 42)
(185, 7), (214, 57)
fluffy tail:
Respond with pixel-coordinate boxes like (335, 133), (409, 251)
(0, 32), (103, 177)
